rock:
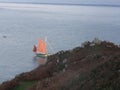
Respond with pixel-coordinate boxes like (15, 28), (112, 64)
(92, 37), (101, 45)
(90, 43), (95, 47)
(63, 59), (67, 64)
(65, 64), (68, 68)
(57, 59), (59, 63)
(118, 70), (120, 72)
(62, 68), (66, 72)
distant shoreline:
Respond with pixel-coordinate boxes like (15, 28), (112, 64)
(0, 2), (120, 7)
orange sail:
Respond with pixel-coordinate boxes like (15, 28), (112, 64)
(36, 39), (46, 54)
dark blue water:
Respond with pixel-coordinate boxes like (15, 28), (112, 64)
(0, 3), (120, 83)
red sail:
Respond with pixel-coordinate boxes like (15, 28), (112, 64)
(36, 39), (46, 54)
(33, 45), (37, 52)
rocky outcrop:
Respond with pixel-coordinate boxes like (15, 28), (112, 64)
(0, 40), (120, 90)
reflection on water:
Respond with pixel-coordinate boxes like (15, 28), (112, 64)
(33, 56), (47, 65)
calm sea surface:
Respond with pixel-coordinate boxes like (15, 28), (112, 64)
(0, 3), (120, 83)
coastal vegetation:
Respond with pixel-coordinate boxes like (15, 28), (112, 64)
(14, 81), (36, 90)
(0, 39), (120, 90)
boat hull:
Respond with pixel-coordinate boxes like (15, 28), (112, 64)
(36, 53), (47, 58)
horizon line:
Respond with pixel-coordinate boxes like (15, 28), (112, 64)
(0, 2), (120, 7)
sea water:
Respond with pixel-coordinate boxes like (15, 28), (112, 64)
(0, 3), (120, 83)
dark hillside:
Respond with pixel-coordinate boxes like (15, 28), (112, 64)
(0, 40), (120, 90)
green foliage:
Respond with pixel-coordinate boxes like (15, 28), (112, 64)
(13, 81), (36, 90)
(57, 63), (65, 71)
(58, 51), (70, 61)
(95, 54), (102, 59)
(57, 51), (70, 71)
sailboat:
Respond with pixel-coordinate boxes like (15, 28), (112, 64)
(33, 38), (47, 57)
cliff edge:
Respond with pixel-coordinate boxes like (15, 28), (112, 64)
(0, 40), (120, 90)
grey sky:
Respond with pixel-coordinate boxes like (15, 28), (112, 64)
(0, 0), (120, 5)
